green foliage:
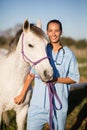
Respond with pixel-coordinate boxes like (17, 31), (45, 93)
(61, 37), (87, 49)
(79, 66), (87, 78)
(77, 57), (87, 63)
(0, 36), (7, 46)
(0, 35), (87, 49)
(61, 37), (76, 46)
(76, 39), (87, 49)
(0, 36), (13, 49)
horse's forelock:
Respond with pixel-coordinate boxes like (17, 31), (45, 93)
(30, 24), (48, 41)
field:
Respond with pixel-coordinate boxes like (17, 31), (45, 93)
(1, 86), (87, 130)
(66, 86), (87, 130)
(70, 46), (87, 82)
(0, 36), (87, 130)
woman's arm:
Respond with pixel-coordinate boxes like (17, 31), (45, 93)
(56, 77), (76, 84)
(48, 77), (76, 84)
(14, 73), (34, 104)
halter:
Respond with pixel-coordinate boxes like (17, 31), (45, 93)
(21, 33), (48, 67)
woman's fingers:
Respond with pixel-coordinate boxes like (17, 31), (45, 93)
(14, 96), (23, 105)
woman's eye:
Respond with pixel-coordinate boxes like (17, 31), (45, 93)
(28, 44), (34, 48)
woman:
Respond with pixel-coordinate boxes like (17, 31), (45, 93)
(14, 19), (80, 130)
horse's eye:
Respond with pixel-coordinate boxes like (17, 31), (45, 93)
(28, 44), (33, 48)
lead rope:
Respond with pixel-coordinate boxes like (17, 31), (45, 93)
(46, 82), (62, 130)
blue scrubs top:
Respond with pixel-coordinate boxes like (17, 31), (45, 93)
(30, 45), (80, 112)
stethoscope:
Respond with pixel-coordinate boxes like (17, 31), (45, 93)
(54, 47), (65, 65)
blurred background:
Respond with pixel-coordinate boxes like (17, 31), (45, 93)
(0, 0), (87, 130)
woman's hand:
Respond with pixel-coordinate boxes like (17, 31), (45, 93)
(14, 93), (25, 105)
(14, 73), (34, 105)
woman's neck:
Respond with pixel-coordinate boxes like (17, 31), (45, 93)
(52, 43), (62, 53)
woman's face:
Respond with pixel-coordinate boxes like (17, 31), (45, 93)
(47, 22), (62, 44)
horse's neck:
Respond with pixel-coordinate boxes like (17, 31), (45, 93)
(15, 53), (30, 77)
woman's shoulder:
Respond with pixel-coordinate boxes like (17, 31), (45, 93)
(63, 46), (76, 60)
(63, 46), (75, 55)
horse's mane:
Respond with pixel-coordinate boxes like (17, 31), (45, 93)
(8, 24), (48, 53)
(9, 29), (23, 52)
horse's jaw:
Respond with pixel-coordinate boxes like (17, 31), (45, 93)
(15, 55), (31, 80)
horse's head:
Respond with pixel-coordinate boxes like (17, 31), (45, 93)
(18, 20), (53, 82)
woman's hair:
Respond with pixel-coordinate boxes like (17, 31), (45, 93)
(46, 19), (62, 32)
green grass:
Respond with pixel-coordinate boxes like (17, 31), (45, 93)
(1, 87), (87, 130)
(66, 87), (87, 130)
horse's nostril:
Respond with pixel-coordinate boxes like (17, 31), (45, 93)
(43, 70), (52, 80)
(44, 70), (48, 77)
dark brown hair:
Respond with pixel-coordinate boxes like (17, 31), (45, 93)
(47, 19), (62, 32)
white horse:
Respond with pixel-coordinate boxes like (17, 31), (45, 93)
(0, 20), (53, 130)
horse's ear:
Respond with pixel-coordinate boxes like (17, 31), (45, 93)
(36, 19), (42, 28)
(23, 20), (30, 32)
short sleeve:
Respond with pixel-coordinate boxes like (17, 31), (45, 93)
(67, 53), (80, 83)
